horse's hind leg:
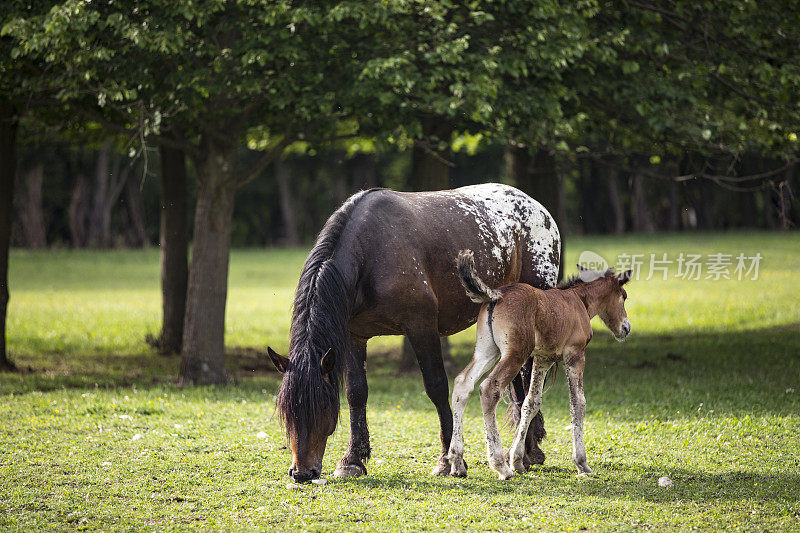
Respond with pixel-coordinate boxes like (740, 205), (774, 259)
(448, 317), (500, 477)
(407, 325), (454, 477)
(508, 361), (551, 474)
(511, 358), (547, 468)
(479, 354), (526, 480)
(334, 336), (370, 479)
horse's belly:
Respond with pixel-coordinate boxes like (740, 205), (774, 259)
(347, 310), (405, 338)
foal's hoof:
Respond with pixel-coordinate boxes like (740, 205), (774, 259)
(430, 456), (451, 477)
(449, 457), (468, 478)
(510, 455), (526, 475)
(496, 467), (515, 481)
(333, 463), (366, 479)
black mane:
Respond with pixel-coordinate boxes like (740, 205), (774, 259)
(557, 274), (584, 289)
(275, 189), (378, 439)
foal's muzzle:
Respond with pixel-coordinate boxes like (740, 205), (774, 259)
(616, 318), (631, 340)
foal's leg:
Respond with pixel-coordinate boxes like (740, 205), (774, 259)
(334, 337), (371, 478)
(565, 350), (592, 474)
(448, 324), (500, 477)
(407, 325), (454, 476)
(479, 355), (525, 480)
(511, 358), (547, 467)
(508, 360), (551, 474)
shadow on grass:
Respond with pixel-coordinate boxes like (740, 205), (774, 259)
(2, 325), (799, 411)
(336, 462), (800, 504)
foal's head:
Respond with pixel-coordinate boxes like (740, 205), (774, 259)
(577, 265), (633, 341)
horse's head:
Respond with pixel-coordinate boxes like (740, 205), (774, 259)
(268, 346), (339, 483)
(578, 265), (633, 341)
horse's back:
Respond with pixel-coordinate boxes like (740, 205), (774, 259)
(337, 184), (560, 338)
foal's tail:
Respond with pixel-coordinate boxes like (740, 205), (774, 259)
(457, 250), (502, 303)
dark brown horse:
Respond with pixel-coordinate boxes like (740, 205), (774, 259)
(267, 183), (561, 483)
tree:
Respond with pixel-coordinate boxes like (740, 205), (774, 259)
(0, 99), (16, 371)
(5, 1), (379, 383)
(153, 141), (188, 355)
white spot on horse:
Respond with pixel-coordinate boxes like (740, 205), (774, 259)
(445, 184), (560, 287)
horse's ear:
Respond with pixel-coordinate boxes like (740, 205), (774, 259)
(320, 348), (335, 375)
(266, 347), (289, 373)
(617, 270), (633, 285)
(577, 263), (587, 272)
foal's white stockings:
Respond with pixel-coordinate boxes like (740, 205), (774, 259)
(447, 321), (499, 477)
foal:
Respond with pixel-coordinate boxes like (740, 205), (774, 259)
(448, 250), (632, 480)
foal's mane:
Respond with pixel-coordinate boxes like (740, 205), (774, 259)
(276, 189), (380, 438)
(557, 268), (615, 289)
(556, 274), (584, 289)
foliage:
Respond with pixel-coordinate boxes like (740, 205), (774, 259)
(566, 1), (800, 159)
(2, 232), (800, 530)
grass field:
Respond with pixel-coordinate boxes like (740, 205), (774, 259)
(2, 231), (799, 531)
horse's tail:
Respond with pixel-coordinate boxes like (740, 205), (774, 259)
(457, 249), (501, 303)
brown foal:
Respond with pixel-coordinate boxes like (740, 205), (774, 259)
(448, 250), (632, 480)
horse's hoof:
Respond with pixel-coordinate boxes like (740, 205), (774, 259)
(497, 468), (515, 481)
(430, 456), (451, 477)
(449, 457), (468, 478)
(511, 457), (526, 474)
(525, 447), (545, 467)
(575, 463), (593, 475)
(333, 464), (366, 478)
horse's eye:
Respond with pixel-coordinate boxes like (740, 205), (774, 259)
(622, 290), (628, 300)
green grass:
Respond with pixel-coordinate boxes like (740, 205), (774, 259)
(2, 231), (799, 531)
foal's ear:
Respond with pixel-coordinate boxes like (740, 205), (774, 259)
(617, 270), (633, 285)
(266, 346), (290, 373)
(320, 348), (336, 376)
(577, 263), (588, 272)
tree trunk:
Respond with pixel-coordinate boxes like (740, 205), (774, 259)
(124, 170), (149, 247)
(667, 179), (680, 231)
(16, 164), (47, 248)
(179, 139), (238, 385)
(68, 174), (91, 247)
(87, 145), (131, 248)
(778, 164), (795, 230)
(275, 157), (300, 246)
(351, 152), (377, 189)
(605, 164), (626, 234)
(155, 144), (188, 355)
(409, 118), (451, 191)
(88, 142), (112, 247)
(0, 101), (17, 371)
(631, 170), (655, 233)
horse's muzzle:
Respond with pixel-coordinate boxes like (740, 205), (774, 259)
(616, 318), (631, 340)
(289, 466), (321, 483)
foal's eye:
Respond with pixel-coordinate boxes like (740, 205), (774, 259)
(622, 289), (628, 300)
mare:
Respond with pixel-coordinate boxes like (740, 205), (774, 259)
(267, 184), (560, 483)
(449, 252), (632, 480)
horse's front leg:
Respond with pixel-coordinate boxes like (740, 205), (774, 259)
(508, 361), (551, 474)
(565, 350), (592, 474)
(334, 336), (371, 478)
(407, 325), (453, 476)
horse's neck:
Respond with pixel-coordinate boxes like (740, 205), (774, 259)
(571, 282), (605, 319)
